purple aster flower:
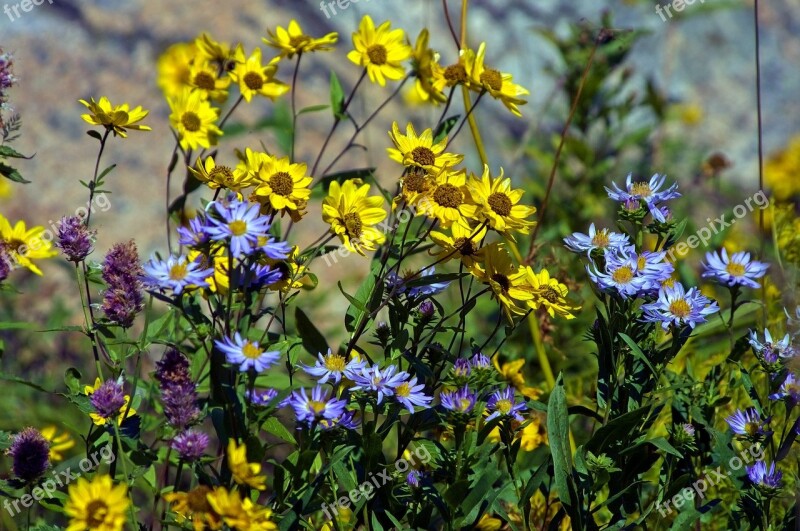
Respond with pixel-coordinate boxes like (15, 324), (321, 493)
(417, 300), (435, 319)
(641, 282), (719, 330)
(470, 352), (491, 369)
(172, 429), (209, 461)
(155, 349), (201, 429)
(177, 215), (211, 247)
(391, 375), (432, 413)
(746, 461), (782, 490)
(702, 249), (769, 289)
(250, 264), (283, 287)
(8, 427), (49, 483)
(407, 470), (421, 487)
(207, 199), (271, 257)
(386, 266), (450, 298)
(289, 385), (348, 427)
(634, 248), (675, 288)
(299, 349), (366, 384)
(605, 173), (680, 222)
(257, 235), (292, 260)
(749, 329), (796, 363)
(453, 358), (471, 377)
(350, 364), (407, 404)
(769, 372), (800, 405)
(101, 240), (144, 327)
(56, 216), (94, 262)
(0, 243), (12, 282)
(215, 332), (281, 373)
(587, 251), (648, 299)
(440, 386), (477, 414)
(563, 223), (630, 256)
(143, 254), (215, 295)
(246, 388), (279, 406)
(726, 408), (769, 438)
(486, 387), (527, 421)
(319, 409), (360, 431)
(90, 380), (126, 419)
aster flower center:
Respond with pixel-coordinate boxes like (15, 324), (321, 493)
(411, 146), (436, 166)
(395, 382), (411, 398)
(630, 182), (653, 198)
(323, 354), (347, 372)
(433, 184), (463, 208)
(85, 500), (110, 527)
(169, 262), (188, 281)
(491, 273), (511, 293)
(269, 171), (294, 196)
(745, 422), (760, 436)
(209, 165), (234, 185)
(611, 266), (634, 284)
(487, 192), (512, 216)
(726, 262), (746, 276)
(193, 71), (217, 90)
(308, 400), (327, 415)
(181, 112), (201, 132)
(480, 68), (503, 91)
(495, 399), (512, 414)
(228, 220), (248, 236)
(241, 341), (263, 359)
(243, 71), (264, 90)
(444, 64), (467, 84)
(669, 298), (692, 318)
(343, 213), (363, 238)
(458, 398), (472, 411)
(591, 231), (610, 248)
(366, 44), (388, 65)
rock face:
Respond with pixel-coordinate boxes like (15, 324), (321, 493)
(0, 0), (796, 277)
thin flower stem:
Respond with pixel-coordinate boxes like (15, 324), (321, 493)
(290, 53), (303, 161)
(112, 422), (139, 527)
(85, 128), (110, 228)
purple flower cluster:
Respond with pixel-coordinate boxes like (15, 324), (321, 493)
(350, 364), (432, 412)
(605, 173), (680, 223)
(56, 216), (95, 263)
(0, 49), (16, 128)
(155, 349), (201, 430)
(587, 245), (673, 299)
(749, 328), (796, 364)
(440, 386), (477, 414)
(8, 427), (49, 483)
(101, 240), (144, 328)
(171, 429), (209, 462)
(90, 379), (126, 419)
(143, 254), (214, 295)
(746, 461), (782, 490)
(641, 282), (718, 330)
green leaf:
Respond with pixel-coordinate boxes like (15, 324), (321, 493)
(295, 307), (328, 356)
(0, 145), (30, 159)
(547, 373), (574, 510)
(297, 104), (329, 116)
(262, 417), (296, 445)
(330, 71), (345, 119)
(433, 115), (460, 143)
(96, 163), (117, 183)
(0, 162), (29, 183)
(343, 266), (383, 334)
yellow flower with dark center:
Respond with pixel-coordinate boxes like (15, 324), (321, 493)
(473, 244), (533, 319)
(206, 487), (278, 531)
(387, 121), (463, 171)
(227, 439), (267, 490)
(254, 156), (312, 214)
(347, 15), (411, 86)
(415, 167), (474, 227)
(432, 47), (476, 94)
(189, 156), (252, 191)
(430, 220), (487, 271)
(164, 485), (223, 531)
(168, 88), (222, 151)
(230, 47), (288, 102)
(0, 213), (56, 275)
(188, 247), (229, 295)
(466, 42), (529, 117)
(64, 475), (129, 531)
(83, 378), (137, 427)
(523, 267), (577, 320)
(195, 33), (236, 73)
(40, 426), (75, 462)
(188, 61), (231, 104)
(265, 19), (338, 59)
(393, 167), (436, 211)
(466, 165), (537, 235)
(322, 179), (387, 256)
(79, 97), (151, 138)
(410, 29), (447, 104)
(493, 357), (542, 400)
(157, 41), (198, 99)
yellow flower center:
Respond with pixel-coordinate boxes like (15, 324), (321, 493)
(487, 192), (512, 217)
(209, 165), (234, 186)
(5, 238), (24, 254)
(480, 68), (503, 91)
(181, 112), (202, 132)
(84, 500), (110, 528)
(394, 382), (411, 398)
(289, 35), (311, 49)
(541, 287), (561, 303)
(669, 298), (691, 318)
(591, 230), (610, 248)
(169, 262), (188, 281)
(343, 213), (363, 238)
(745, 422), (760, 436)
(241, 341), (262, 359)
(458, 398), (472, 411)
(269, 171), (295, 196)
(243, 71), (264, 90)
(228, 220), (248, 236)
(726, 262), (745, 276)
(186, 486), (214, 513)
(444, 64), (467, 84)
(411, 146), (436, 167)
(366, 44), (388, 65)
(630, 182), (652, 198)
(403, 168), (431, 193)
(495, 399), (512, 414)
(611, 266), (634, 284)
(309, 400), (326, 415)
(453, 237), (476, 256)
(193, 71), (217, 90)
(491, 273), (511, 293)
(433, 183), (463, 209)
(323, 354), (347, 372)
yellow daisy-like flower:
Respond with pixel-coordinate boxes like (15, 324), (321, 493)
(466, 42), (529, 117)
(157, 41), (198, 99)
(346, 15), (411, 86)
(322, 179), (387, 256)
(393, 167), (436, 210)
(0, 213), (57, 275)
(466, 165), (536, 235)
(207, 487), (278, 531)
(195, 33), (236, 72)
(415, 167), (474, 227)
(230, 47), (288, 102)
(524, 268), (577, 320)
(520, 413), (548, 452)
(429, 220), (487, 271)
(265, 19), (338, 59)
(473, 244), (533, 319)
(64, 475), (129, 531)
(188, 61), (231, 104)
(168, 88), (222, 151)
(187, 247), (230, 295)
(387, 121), (463, 171)
(254, 156), (312, 214)
(83, 378), (136, 427)
(320, 505), (354, 531)
(493, 357), (542, 400)
(40, 426), (75, 462)
(410, 29), (447, 104)
(262, 245), (312, 293)
(227, 439), (267, 491)
(79, 97), (151, 138)
(432, 48), (475, 94)
(164, 485), (223, 531)
(189, 156), (252, 191)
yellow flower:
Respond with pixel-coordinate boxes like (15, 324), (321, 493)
(265, 19), (338, 59)
(40, 426), (75, 462)
(432, 48), (475, 93)
(189, 156), (252, 191)
(319, 505), (354, 531)
(227, 439), (267, 490)
(322, 179), (387, 256)
(465, 165), (536, 235)
(410, 29), (447, 104)
(0, 213), (57, 275)
(79, 97), (151, 138)
(230, 47), (288, 102)
(765, 134), (800, 202)
(414, 167), (474, 228)
(235, 147), (271, 182)
(83, 378), (136, 427)
(254, 155), (312, 215)
(188, 247), (229, 295)
(157, 41), (198, 98)
(675, 102), (704, 126)
(394, 167), (435, 210)
(206, 486), (278, 531)
(474, 244), (533, 319)
(524, 268), (577, 320)
(520, 414), (548, 451)
(168, 88), (222, 151)
(466, 42), (529, 117)
(347, 15), (411, 86)
(164, 485), (223, 531)
(0, 178), (12, 200)
(476, 513), (503, 531)
(493, 357), (542, 400)
(429, 220), (487, 271)
(195, 33), (236, 72)
(64, 475), (129, 531)
(387, 121), (463, 171)
(263, 245), (312, 292)
(188, 61), (232, 104)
